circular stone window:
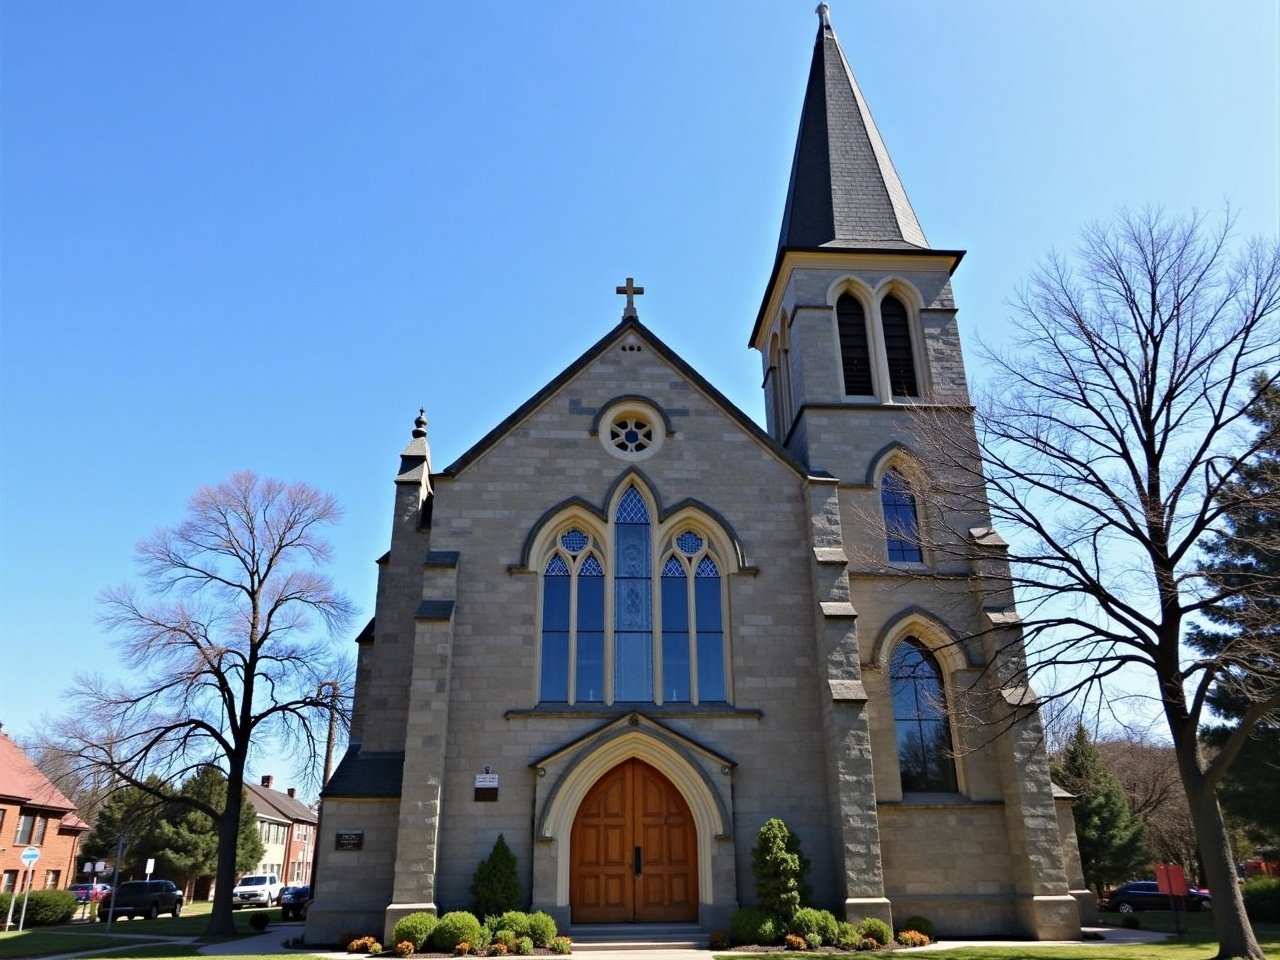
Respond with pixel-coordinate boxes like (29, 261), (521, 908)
(598, 400), (666, 462)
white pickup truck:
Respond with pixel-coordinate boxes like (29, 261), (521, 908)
(231, 872), (284, 908)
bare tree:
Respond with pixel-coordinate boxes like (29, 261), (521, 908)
(50, 472), (354, 936)
(917, 209), (1280, 960)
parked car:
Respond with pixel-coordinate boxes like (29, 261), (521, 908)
(278, 884), (310, 920)
(231, 872), (284, 908)
(98, 879), (184, 921)
(1102, 880), (1212, 913)
(68, 882), (111, 903)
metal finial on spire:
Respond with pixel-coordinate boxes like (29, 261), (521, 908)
(816, 2), (831, 29)
(412, 408), (428, 439)
(616, 276), (645, 320)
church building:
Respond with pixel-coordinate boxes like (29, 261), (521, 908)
(306, 6), (1088, 944)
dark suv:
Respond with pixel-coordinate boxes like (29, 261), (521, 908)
(99, 879), (184, 921)
(1102, 880), (1211, 913)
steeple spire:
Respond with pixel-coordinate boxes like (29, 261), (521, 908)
(777, 6), (928, 250)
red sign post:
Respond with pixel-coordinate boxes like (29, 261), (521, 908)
(1155, 863), (1189, 933)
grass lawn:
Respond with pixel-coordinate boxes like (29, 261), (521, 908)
(0, 900), (297, 959)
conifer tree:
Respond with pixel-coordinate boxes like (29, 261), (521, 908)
(751, 818), (810, 919)
(470, 833), (522, 917)
(1055, 725), (1149, 894)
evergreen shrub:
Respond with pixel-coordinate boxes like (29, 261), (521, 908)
(494, 910), (532, 938)
(393, 912), (440, 950)
(548, 935), (572, 954)
(789, 907), (838, 945)
(492, 929), (518, 949)
(853, 917), (891, 946)
(1244, 877), (1280, 923)
(250, 911), (270, 931)
(834, 921), (859, 949)
(432, 912), (485, 952)
(729, 906), (782, 945)
(751, 818), (810, 920)
(515, 936), (534, 955)
(471, 835), (523, 918)
(527, 911), (557, 946)
(9, 889), (77, 927)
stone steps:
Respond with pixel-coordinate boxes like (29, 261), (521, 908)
(568, 923), (707, 951)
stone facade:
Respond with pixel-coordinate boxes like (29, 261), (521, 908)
(304, 9), (1084, 947)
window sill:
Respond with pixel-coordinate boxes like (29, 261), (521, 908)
(506, 702), (762, 720)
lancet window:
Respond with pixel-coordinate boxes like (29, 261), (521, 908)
(890, 638), (957, 792)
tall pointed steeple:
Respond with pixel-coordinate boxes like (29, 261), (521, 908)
(777, 4), (928, 250)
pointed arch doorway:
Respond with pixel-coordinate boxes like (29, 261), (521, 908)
(569, 758), (698, 923)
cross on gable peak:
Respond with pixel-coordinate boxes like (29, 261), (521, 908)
(616, 276), (645, 320)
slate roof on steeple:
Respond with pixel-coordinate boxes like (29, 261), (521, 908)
(777, 4), (928, 251)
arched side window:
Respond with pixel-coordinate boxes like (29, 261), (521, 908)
(767, 335), (786, 439)
(890, 638), (957, 792)
(536, 485), (730, 705)
(881, 469), (923, 563)
(880, 294), (918, 397)
(837, 293), (873, 396)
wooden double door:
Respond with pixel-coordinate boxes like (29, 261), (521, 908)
(569, 759), (698, 923)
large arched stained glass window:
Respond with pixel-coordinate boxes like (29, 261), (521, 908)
(537, 484), (730, 706)
(881, 469), (923, 563)
(890, 638), (957, 793)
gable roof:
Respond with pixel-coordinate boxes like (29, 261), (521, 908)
(244, 780), (317, 824)
(0, 730), (79, 814)
(440, 317), (808, 480)
(777, 6), (928, 252)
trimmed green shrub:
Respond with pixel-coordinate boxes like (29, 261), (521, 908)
(789, 907), (839, 945)
(394, 912), (440, 950)
(471, 835), (523, 918)
(548, 935), (572, 954)
(492, 929), (518, 950)
(514, 936), (534, 955)
(834, 921), (859, 949)
(855, 936), (878, 951)
(527, 911), (557, 946)
(10, 889), (77, 927)
(1244, 876), (1280, 923)
(432, 912), (485, 952)
(493, 910), (531, 939)
(896, 914), (936, 940)
(853, 917), (891, 946)
(751, 818), (810, 920)
(729, 906), (783, 945)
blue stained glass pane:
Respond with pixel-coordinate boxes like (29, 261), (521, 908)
(616, 524), (650, 577)
(578, 570), (604, 631)
(561, 529), (588, 553)
(662, 555), (686, 578)
(576, 631), (604, 702)
(615, 578), (651, 630)
(579, 553), (603, 577)
(540, 631), (568, 702)
(890, 639), (956, 791)
(697, 631), (726, 702)
(616, 487), (649, 523)
(694, 574), (722, 631)
(661, 572), (689, 631)
(614, 632), (652, 701)
(544, 554), (569, 576)
(663, 630), (690, 702)
(542, 574), (570, 629)
(695, 556), (719, 578)
(882, 471), (923, 562)
(676, 530), (703, 555)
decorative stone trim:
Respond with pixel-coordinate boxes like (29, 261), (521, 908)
(820, 601), (858, 618)
(828, 679), (867, 702)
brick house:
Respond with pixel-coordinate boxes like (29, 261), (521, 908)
(244, 776), (317, 886)
(0, 728), (89, 894)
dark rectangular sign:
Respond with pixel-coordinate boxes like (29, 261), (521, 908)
(335, 830), (364, 851)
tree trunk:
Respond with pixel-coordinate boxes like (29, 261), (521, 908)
(204, 770), (244, 937)
(1175, 738), (1264, 960)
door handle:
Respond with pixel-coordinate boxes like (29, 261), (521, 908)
(634, 846), (642, 876)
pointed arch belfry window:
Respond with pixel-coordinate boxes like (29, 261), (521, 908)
(890, 638), (958, 793)
(881, 469), (923, 563)
(880, 294), (918, 397)
(837, 293), (874, 396)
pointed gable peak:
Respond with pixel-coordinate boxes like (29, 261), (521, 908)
(777, 5), (928, 251)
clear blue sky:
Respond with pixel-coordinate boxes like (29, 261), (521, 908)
(2, 2), (1277, 792)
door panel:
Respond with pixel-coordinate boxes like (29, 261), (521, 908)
(570, 759), (698, 923)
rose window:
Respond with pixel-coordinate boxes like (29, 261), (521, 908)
(610, 416), (653, 454)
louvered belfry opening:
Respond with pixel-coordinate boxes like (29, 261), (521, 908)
(880, 295), (918, 397)
(837, 293), (873, 396)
